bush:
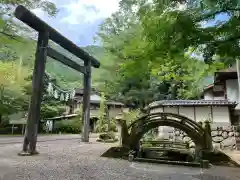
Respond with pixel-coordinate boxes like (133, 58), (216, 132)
(41, 104), (66, 119)
(54, 116), (82, 134)
(95, 119), (118, 133)
(122, 109), (141, 126)
(109, 120), (117, 132)
(0, 116), (9, 127)
(95, 123), (108, 133)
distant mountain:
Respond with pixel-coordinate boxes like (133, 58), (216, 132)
(45, 44), (105, 89)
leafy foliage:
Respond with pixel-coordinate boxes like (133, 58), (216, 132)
(95, 0), (234, 108)
(40, 102), (66, 120)
(0, 0), (58, 55)
(95, 93), (107, 132)
(54, 115), (82, 134)
(0, 61), (30, 121)
(138, 0), (240, 64)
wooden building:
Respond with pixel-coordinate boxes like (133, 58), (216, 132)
(66, 88), (125, 131)
(148, 65), (240, 149)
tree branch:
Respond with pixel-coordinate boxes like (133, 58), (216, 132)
(0, 31), (22, 42)
(195, 7), (240, 23)
(195, 9), (227, 22)
(212, 35), (240, 46)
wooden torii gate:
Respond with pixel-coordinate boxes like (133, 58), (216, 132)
(14, 5), (100, 155)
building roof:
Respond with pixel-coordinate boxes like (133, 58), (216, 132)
(106, 101), (125, 106)
(74, 88), (99, 95)
(44, 114), (78, 121)
(219, 65), (237, 73)
(9, 119), (27, 125)
(75, 88), (84, 95)
(73, 90), (124, 106)
(215, 65), (237, 81)
(147, 100), (236, 109)
(74, 97), (124, 106)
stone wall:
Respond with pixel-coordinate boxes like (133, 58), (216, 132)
(158, 124), (239, 150)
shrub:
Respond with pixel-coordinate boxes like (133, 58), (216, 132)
(41, 104), (66, 119)
(54, 115), (82, 134)
(122, 109), (141, 126)
(95, 118), (118, 133)
(109, 120), (117, 132)
(95, 123), (108, 133)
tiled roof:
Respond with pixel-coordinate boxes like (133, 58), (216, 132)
(106, 101), (125, 106)
(148, 100), (236, 108)
(74, 88), (99, 95)
(74, 97), (124, 106)
(219, 65), (236, 73)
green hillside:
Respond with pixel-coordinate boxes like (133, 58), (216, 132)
(45, 44), (106, 89)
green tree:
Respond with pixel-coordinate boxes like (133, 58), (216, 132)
(0, 61), (30, 122)
(0, 0), (58, 41)
(138, 0), (240, 64)
(96, 0), (229, 107)
(96, 92), (108, 132)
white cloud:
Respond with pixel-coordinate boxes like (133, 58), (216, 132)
(32, 8), (45, 17)
(29, 0), (120, 45)
(61, 0), (120, 24)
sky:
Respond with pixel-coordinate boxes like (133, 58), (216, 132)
(32, 0), (230, 47)
(32, 0), (120, 47)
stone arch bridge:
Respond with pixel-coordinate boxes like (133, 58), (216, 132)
(117, 112), (213, 157)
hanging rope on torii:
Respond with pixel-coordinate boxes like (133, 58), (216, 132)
(14, 5), (100, 155)
(45, 74), (76, 102)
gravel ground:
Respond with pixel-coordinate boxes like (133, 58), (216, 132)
(0, 138), (239, 180)
(0, 134), (101, 144)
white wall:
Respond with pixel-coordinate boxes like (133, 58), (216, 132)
(204, 90), (225, 100)
(213, 96), (225, 100)
(151, 105), (231, 139)
(90, 94), (101, 101)
(151, 107), (163, 113)
(195, 107), (211, 122)
(204, 91), (214, 100)
(226, 79), (239, 103)
(212, 106), (230, 123)
(179, 107), (195, 120)
(150, 106), (230, 124)
(164, 107), (178, 114)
